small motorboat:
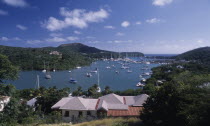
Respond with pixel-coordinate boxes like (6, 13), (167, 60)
(136, 82), (145, 87)
(127, 70), (132, 73)
(106, 66), (111, 69)
(142, 72), (150, 76)
(69, 78), (77, 84)
(115, 71), (119, 74)
(42, 69), (46, 73)
(45, 74), (51, 79)
(90, 70), (97, 73)
(141, 78), (146, 82)
(86, 73), (92, 77)
(76, 66), (81, 69)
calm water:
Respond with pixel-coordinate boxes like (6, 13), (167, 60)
(6, 59), (160, 91)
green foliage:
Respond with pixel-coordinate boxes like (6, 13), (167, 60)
(140, 62), (210, 126)
(35, 86), (70, 114)
(176, 47), (210, 63)
(0, 54), (18, 82)
(0, 43), (144, 71)
(87, 84), (102, 98)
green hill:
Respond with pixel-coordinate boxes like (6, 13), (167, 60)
(0, 43), (144, 70)
(176, 47), (210, 63)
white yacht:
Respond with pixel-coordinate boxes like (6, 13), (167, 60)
(86, 73), (92, 77)
(76, 66), (81, 69)
(136, 82), (145, 87)
(127, 70), (132, 73)
(42, 61), (46, 73)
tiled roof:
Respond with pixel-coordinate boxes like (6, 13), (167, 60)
(133, 94), (149, 106)
(57, 97), (98, 110)
(51, 97), (73, 109)
(124, 94), (149, 106)
(99, 93), (124, 104)
(107, 106), (143, 117)
(52, 93), (148, 112)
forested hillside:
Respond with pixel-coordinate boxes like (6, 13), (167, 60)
(0, 43), (144, 70)
(176, 47), (210, 63)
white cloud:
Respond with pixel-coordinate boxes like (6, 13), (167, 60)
(45, 37), (66, 43)
(2, 0), (28, 7)
(197, 39), (204, 44)
(108, 40), (133, 44)
(136, 21), (142, 25)
(86, 36), (95, 39)
(116, 32), (125, 36)
(16, 24), (27, 30)
(146, 18), (162, 24)
(121, 21), (130, 27)
(27, 40), (42, 44)
(74, 30), (81, 34)
(50, 33), (63, 37)
(43, 7), (109, 31)
(1, 37), (9, 41)
(66, 36), (78, 41)
(13, 37), (21, 40)
(0, 9), (8, 15)
(0, 36), (21, 41)
(153, 0), (173, 6)
(104, 25), (115, 29)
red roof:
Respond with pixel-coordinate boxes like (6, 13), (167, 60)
(107, 106), (143, 117)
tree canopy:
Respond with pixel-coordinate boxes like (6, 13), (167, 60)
(0, 54), (18, 82)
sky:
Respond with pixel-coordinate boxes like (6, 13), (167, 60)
(0, 0), (210, 54)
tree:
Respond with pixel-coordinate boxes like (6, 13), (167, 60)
(0, 54), (18, 82)
(140, 81), (210, 126)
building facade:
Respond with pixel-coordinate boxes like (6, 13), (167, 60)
(52, 93), (148, 122)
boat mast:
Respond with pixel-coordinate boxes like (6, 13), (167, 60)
(44, 61), (46, 70)
(97, 69), (100, 86)
(37, 75), (40, 89)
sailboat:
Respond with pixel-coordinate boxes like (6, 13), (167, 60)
(69, 78), (77, 83)
(97, 69), (101, 93)
(42, 61), (46, 73)
(45, 62), (51, 79)
(36, 75), (40, 89)
(136, 82), (145, 87)
(91, 68), (98, 73)
(86, 72), (92, 77)
(53, 64), (56, 72)
(127, 70), (132, 73)
(69, 71), (77, 84)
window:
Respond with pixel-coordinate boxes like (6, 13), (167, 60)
(64, 111), (69, 117)
(87, 111), (91, 116)
(78, 111), (83, 117)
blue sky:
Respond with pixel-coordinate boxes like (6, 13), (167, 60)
(0, 0), (210, 54)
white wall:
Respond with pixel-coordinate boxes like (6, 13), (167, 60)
(62, 110), (97, 122)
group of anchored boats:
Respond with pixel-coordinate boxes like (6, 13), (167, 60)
(39, 56), (155, 92)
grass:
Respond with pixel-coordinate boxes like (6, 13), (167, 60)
(36, 118), (143, 126)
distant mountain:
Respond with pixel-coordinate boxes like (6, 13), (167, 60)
(57, 43), (105, 54)
(0, 43), (144, 70)
(176, 47), (210, 63)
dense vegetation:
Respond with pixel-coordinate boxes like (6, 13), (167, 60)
(175, 47), (210, 63)
(1, 47), (210, 126)
(140, 62), (210, 126)
(0, 43), (144, 70)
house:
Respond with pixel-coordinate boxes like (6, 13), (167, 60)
(0, 96), (11, 112)
(49, 51), (62, 58)
(52, 93), (149, 122)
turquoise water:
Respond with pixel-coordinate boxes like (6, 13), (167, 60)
(6, 60), (160, 91)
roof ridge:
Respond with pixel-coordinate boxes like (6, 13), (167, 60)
(112, 94), (124, 104)
(77, 97), (88, 109)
